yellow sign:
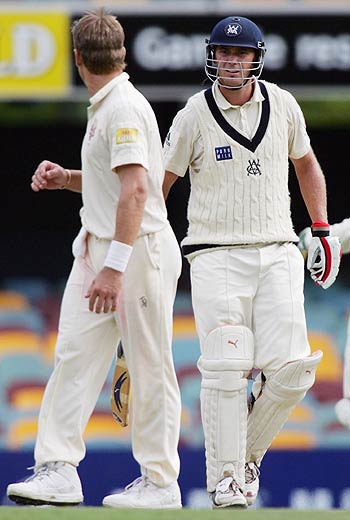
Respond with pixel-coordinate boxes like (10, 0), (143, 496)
(115, 128), (139, 144)
(0, 12), (70, 97)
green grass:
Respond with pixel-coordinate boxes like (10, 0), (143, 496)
(1, 508), (350, 520)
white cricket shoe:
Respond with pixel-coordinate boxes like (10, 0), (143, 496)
(103, 476), (182, 509)
(244, 462), (260, 506)
(7, 462), (83, 506)
(211, 474), (247, 509)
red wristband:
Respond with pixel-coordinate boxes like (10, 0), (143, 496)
(312, 221), (329, 228)
(311, 221), (330, 237)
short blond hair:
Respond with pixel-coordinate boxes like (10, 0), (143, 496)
(72, 8), (126, 74)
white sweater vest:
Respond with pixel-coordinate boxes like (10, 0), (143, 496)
(182, 81), (299, 250)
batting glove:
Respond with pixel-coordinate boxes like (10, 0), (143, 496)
(307, 221), (342, 289)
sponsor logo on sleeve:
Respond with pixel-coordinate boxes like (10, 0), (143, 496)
(115, 128), (139, 144)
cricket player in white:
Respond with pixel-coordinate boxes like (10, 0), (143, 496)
(163, 16), (341, 508)
(7, 10), (182, 509)
(299, 219), (350, 429)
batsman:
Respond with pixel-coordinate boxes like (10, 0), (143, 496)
(162, 16), (341, 508)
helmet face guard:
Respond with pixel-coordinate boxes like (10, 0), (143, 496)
(205, 16), (266, 89)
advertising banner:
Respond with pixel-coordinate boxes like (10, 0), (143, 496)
(2, 449), (350, 508)
(0, 9), (348, 100)
(70, 12), (350, 100)
(0, 12), (70, 98)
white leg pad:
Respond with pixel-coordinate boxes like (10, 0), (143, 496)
(198, 326), (254, 492)
(246, 350), (323, 465)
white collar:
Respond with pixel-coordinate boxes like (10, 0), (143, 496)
(89, 72), (129, 106)
(213, 78), (264, 110)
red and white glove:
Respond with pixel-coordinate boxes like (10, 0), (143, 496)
(307, 221), (342, 289)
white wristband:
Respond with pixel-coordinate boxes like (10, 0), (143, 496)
(104, 240), (133, 273)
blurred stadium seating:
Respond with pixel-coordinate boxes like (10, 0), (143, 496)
(0, 277), (350, 451)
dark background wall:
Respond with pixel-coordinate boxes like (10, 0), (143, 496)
(1, 105), (349, 291)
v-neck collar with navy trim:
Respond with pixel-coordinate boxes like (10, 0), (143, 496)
(204, 81), (270, 153)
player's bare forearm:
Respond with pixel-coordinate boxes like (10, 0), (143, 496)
(292, 148), (328, 223)
(163, 170), (179, 200)
(114, 164), (148, 245)
(294, 149), (341, 290)
(86, 164), (148, 314)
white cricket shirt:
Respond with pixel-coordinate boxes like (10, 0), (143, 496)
(164, 79), (310, 179)
(164, 79), (311, 247)
(80, 72), (167, 239)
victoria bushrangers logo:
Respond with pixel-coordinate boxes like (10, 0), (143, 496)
(224, 23), (242, 37)
(247, 159), (262, 176)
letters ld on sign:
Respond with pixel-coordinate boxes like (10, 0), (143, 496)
(0, 12), (70, 97)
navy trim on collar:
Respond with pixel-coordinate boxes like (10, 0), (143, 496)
(204, 81), (270, 153)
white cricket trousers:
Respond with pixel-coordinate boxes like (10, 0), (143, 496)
(190, 243), (310, 373)
(34, 223), (182, 487)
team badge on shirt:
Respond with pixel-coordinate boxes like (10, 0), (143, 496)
(247, 159), (262, 176)
(215, 146), (233, 161)
(115, 128), (139, 144)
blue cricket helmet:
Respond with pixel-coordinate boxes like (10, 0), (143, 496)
(205, 16), (266, 88)
(207, 16), (265, 52)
